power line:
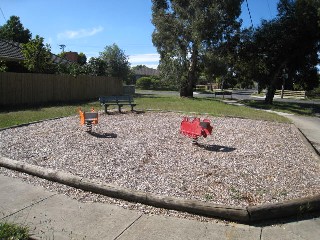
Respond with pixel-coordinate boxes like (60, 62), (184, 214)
(245, 0), (254, 28)
(0, 7), (6, 22)
(266, 0), (273, 18)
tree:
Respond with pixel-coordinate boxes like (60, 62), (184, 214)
(77, 52), (87, 65)
(229, 28), (259, 89)
(87, 57), (107, 76)
(253, 0), (320, 104)
(21, 35), (55, 73)
(99, 43), (130, 81)
(151, 0), (244, 97)
(0, 16), (31, 43)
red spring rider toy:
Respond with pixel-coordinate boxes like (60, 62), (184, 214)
(180, 117), (213, 144)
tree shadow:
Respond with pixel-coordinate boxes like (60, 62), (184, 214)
(105, 110), (145, 115)
(134, 93), (165, 99)
(133, 110), (146, 114)
(88, 132), (117, 138)
(197, 143), (236, 152)
(243, 99), (320, 116)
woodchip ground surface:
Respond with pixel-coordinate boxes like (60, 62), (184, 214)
(1, 111), (319, 221)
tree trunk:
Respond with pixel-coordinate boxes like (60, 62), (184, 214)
(265, 85), (276, 104)
(264, 61), (287, 105)
(180, 80), (194, 97)
(180, 45), (198, 98)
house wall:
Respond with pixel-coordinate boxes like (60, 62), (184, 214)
(0, 72), (123, 106)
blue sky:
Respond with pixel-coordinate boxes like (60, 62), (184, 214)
(0, 0), (279, 69)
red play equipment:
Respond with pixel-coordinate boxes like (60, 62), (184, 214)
(79, 108), (98, 132)
(180, 117), (213, 144)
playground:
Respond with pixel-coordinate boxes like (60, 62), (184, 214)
(1, 111), (319, 214)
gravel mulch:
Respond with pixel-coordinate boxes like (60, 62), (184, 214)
(1, 111), (319, 220)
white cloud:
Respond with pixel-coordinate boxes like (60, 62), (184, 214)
(129, 53), (160, 63)
(58, 26), (104, 40)
(143, 64), (159, 69)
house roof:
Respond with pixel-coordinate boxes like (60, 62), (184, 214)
(0, 39), (24, 61)
(0, 38), (71, 64)
(134, 66), (159, 76)
(50, 53), (72, 65)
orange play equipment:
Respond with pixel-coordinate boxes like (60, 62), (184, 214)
(79, 108), (98, 132)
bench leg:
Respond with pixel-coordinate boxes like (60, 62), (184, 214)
(131, 105), (134, 112)
(104, 105), (108, 114)
(118, 105), (123, 113)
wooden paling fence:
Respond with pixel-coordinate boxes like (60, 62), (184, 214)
(0, 72), (123, 106)
(275, 90), (306, 99)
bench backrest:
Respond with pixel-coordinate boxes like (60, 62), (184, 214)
(99, 95), (134, 104)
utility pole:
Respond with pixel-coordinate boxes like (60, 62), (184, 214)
(59, 44), (66, 53)
(281, 68), (288, 99)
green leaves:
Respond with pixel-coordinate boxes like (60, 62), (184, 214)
(0, 16), (31, 43)
(21, 35), (55, 73)
(99, 43), (130, 81)
(152, 0), (243, 97)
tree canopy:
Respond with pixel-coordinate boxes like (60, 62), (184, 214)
(21, 35), (55, 73)
(99, 43), (131, 81)
(239, 0), (320, 104)
(87, 57), (107, 76)
(0, 16), (31, 43)
(152, 0), (244, 97)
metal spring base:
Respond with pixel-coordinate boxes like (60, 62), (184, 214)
(192, 138), (198, 145)
(85, 121), (93, 132)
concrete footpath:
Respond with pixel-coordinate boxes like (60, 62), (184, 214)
(0, 174), (320, 240)
(285, 115), (320, 154)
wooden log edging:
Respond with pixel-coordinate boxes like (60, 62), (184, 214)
(247, 195), (320, 222)
(1, 156), (320, 223)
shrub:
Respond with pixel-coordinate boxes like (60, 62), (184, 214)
(136, 76), (178, 90)
(136, 77), (153, 89)
(307, 87), (320, 99)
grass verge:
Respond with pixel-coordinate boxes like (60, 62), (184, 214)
(242, 100), (320, 116)
(0, 222), (30, 240)
(134, 94), (288, 122)
(0, 102), (100, 129)
(0, 95), (289, 129)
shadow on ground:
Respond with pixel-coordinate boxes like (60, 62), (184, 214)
(88, 132), (117, 138)
(251, 210), (320, 227)
(198, 144), (236, 152)
(243, 100), (320, 116)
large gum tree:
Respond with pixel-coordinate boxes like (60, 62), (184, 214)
(151, 0), (243, 97)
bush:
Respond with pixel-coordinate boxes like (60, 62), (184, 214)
(136, 76), (178, 90)
(307, 87), (320, 99)
(136, 77), (153, 89)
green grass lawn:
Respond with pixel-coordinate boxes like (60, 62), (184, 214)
(242, 100), (320, 116)
(135, 94), (289, 122)
(0, 222), (29, 240)
(0, 101), (101, 129)
(0, 94), (289, 129)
